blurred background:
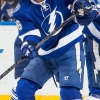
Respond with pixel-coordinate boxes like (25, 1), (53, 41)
(5, 0), (20, 8)
(0, 0), (21, 22)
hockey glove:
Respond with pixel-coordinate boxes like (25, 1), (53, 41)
(21, 42), (38, 60)
(73, 0), (98, 25)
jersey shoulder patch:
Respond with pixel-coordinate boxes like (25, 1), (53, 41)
(13, 3), (21, 13)
(13, 0), (32, 14)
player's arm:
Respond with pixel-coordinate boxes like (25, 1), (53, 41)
(14, 17), (41, 44)
(82, 0), (100, 43)
(13, 12), (41, 59)
(71, 0), (99, 25)
(90, 0), (100, 15)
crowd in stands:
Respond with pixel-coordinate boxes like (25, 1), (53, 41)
(0, 0), (20, 22)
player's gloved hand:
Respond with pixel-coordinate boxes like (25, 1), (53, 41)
(72, 0), (98, 25)
(21, 42), (38, 60)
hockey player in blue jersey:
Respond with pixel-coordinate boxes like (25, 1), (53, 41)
(82, 1), (100, 99)
(83, 18), (100, 99)
(83, 35), (100, 100)
(12, 0), (98, 100)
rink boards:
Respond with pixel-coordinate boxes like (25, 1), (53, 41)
(0, 22), (89, 100)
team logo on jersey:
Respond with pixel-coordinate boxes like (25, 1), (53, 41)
(13, 4), (21, 13)
(41, 7), (64, 36)
(41, 2), (50, 12)
(16, 20), (22, 31)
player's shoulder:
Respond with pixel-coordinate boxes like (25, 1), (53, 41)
(13, 0), (33, 16)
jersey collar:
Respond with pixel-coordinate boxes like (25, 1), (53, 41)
(30, 0), (46, 5)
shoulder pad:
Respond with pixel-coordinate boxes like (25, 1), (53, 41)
(13, 0), (31, 13)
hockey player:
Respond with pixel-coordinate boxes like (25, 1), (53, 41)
(83, 35), (100, 100)
(83, 18), (100, 100)
(12, 0), (98, 100)
(82, 1), (100, 99)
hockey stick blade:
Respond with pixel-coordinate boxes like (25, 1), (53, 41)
(0, 11), (79, 80)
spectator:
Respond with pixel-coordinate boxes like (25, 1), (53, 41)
(6, 0), (20, 8)
(0, 0), (14, 21)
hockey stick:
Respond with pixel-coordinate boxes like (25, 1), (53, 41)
(0, 11), (79, 80)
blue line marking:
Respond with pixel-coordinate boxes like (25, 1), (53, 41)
(0, 49), (4, 53)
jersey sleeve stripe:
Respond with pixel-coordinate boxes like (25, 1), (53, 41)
(19, 29), (41, 41)
(38, 26), (83, 56)
(88, 22), (100, 39)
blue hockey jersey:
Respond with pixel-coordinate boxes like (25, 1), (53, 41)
(13, 0), (84, 58)
(83, 16), (100, 44)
